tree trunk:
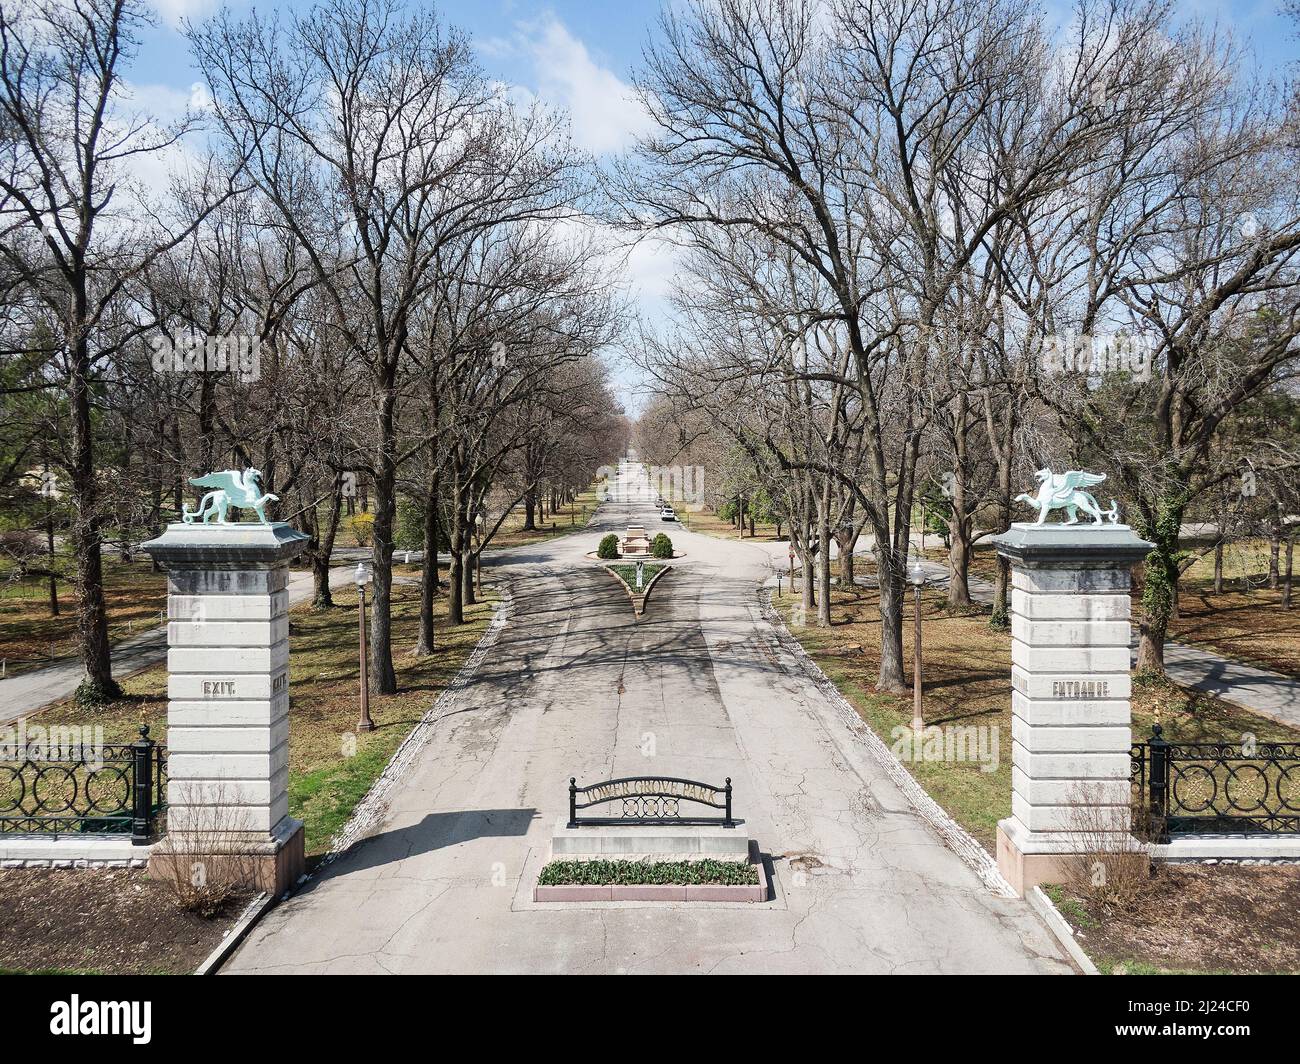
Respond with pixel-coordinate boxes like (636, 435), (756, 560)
(876, 549), (908, 693)
(523, 492), (537, 531)
(462, 541), (476, 607)
(415, 473), (440, 656)
(69, 327), (118, 703)
(311, 488), (342, 609)
(46, 509), (59, 617)
(1213, 540), (1224, 594)
(448, 552), (463, 626)
(947, 518), (973, 607)
(368, 372), (398, 694)
(1285, 535), (1294, 610)
(1269, 524), (1281, 590)
(1135, 505), (1180, 675)
(816, 495), (832, 626)
(836, 527), (856, 586)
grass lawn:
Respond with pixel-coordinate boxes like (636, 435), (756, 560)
(772, 586), (1300, 853)
(925, 538), (1300, 678)
(30, 580), (497, 860)
(672, 503), (783, 542)
(0, 557), (167, 674)
(483, 484), (603, 550)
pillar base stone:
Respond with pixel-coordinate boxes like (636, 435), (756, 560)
(996, 818), (1078, 896)
(997, 817), (1148, 896)
(148, 816), (305, 897)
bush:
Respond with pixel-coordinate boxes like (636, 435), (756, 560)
(344, 512), (375, 547)
(538, 859), (758, 886)
(597, 533), (619, 559)
(651, 533), (673, 559)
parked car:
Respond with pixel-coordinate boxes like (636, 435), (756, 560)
(661, 506), (676, 521)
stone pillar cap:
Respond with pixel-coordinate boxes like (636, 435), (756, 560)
(142, 521), (309, 569)
(993, 523), (1153, 566)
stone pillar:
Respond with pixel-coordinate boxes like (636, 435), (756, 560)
(992, 523), (1152, 895)
(142, 522), (309, 895)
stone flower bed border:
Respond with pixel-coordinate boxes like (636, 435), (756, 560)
(534, 856), (769, 903)
(599, 562), (673, 618)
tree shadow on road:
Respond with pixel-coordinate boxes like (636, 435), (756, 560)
(303, 808), (539, 886)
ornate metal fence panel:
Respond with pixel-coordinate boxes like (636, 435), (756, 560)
(1131, 725), (1300, 839)
(0, 726), (166, 841)
(568, 776), (734, 827)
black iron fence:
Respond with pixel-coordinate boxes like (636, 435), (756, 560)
(1131, 724), (1300, 841)
(0, 726), (166, 842)
(569, 775), (734, 827)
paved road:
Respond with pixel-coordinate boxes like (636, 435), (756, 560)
(227, 463), (1070, 975)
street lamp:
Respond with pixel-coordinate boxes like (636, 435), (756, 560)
(474, 512), (484, 596)
(354, 562), (374, 733)
(907, 559), (926, 735)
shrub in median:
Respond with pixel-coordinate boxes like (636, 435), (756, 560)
(651, 533), (673, 559)
(538, 859), (758, 886)
(597, 533), (620, 559)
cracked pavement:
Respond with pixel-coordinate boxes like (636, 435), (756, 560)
(225, 467), (1073, 975)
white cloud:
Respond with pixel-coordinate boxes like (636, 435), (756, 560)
(494, 16), (653, 156)
(114, 81), (205, 203)
(148, 0), (217, 31)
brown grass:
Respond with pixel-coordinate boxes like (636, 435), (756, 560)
(773, 586), (1300, 851)
(0, 559), (167, 673)
(1051, 865), (1300, 974)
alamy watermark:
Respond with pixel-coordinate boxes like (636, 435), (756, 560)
(1040, 330), (1154, 382)
(0, 717), (106, 769)
(596, 463), (706, 510)
(891, 724), (1000, 773)
(150, 331), (261, 383)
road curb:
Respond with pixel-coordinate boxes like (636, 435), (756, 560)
(193, 891), (275, 975)
(1028, 886), (1098, 975)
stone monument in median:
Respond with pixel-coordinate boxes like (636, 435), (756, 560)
(143, 469), (307, 895)
(993, 469), (1153, 895)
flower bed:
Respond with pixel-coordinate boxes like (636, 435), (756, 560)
(539, 858), (757, 886)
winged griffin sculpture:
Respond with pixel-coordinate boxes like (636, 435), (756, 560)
(182, 469), (279, 525)
(1015, 468), (1119, 525)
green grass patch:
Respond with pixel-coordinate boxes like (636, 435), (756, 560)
(607, 563), (664, 589)
(30, 580), (496, 861)
(538, 859), (757, 886)
(771, 587), (1300, 853)
(288, 733), (404, 856)
(1042, 884), (1095, 929)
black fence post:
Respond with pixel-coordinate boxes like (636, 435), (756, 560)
(132, 725), (155, 844)
(724, 777), (733, 827)
(568, 777), (578, 828)
(1149, 723), (1170, 844)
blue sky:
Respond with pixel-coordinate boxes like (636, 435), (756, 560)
(129, 0), (1300, 98)
(125, 1), (1299, 411)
